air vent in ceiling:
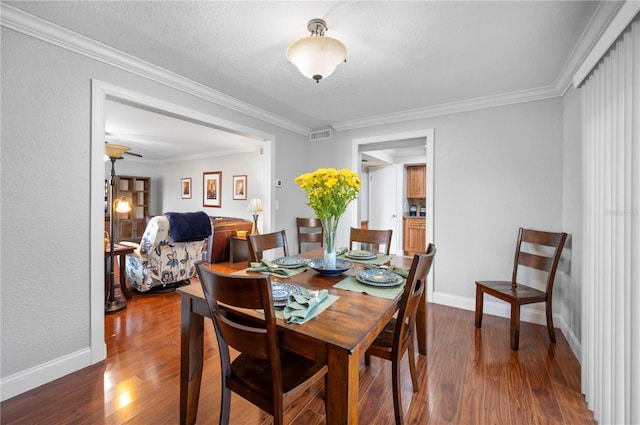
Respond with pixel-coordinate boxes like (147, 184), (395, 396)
(309, 128), (331, 141)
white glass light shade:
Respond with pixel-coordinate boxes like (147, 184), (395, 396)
(114, 197), (131, 213)
(247, 198), (263, 212)
(286, 36), (347, 82)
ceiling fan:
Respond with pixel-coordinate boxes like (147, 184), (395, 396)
(105, 142), (143, 159)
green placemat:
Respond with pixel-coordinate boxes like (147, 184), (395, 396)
(333, 275), (405, 299)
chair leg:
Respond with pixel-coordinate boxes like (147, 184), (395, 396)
(364, 353), (371, 366)
(220, 386), (231, 425)
(545, 298), (556, 343)
(408, 338), (419, 392)
(510, 303), (520, 351)
(391, 353), (404, 425)
(474, 286), (484, 328)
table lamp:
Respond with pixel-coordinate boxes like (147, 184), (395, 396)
(247, 198), (263, 235)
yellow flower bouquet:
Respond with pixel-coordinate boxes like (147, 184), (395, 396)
(295, 168), (362, 268)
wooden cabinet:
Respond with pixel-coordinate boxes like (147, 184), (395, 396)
(406, 164), (426, 199)
(204, 217), (254, 263)
(403, 217), (426, 256)
(111, 176), (150, 243)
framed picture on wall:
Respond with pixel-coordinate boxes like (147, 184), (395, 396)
(232, 175), (247, 200)
(181, 178), (192, 199)
(203, 171), (222, 208)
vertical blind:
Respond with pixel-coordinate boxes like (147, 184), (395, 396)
(580, 14), (639, 425)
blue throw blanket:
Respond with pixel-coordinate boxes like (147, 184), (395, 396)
(164, 211), (212, 242)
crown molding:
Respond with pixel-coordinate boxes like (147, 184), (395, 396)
(573, 0), (638, 87)
(0, 4), (310, 137)
(331, 85), (561, 131)
(331, 1), (621, 132)
(2, 2), (619, 135)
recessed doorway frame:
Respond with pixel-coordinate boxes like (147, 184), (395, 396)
(90, 80), (275, 363)
(351, 129), (435, 301)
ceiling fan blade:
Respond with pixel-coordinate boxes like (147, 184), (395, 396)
(124, 151), (143, 158)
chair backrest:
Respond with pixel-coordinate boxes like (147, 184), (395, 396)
(195, 264), (283, 395)
(512, 228), (567, 295)
(394, 244), (436, 348)
(247, 230), (289, 262)
(296, 217), (323, 252)
(349, 227), (393, 255)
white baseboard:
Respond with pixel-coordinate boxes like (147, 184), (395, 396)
(0, 348), (94, 402)
(432, 291), (582, 360)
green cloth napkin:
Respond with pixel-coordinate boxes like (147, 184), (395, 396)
(283, 289), (329, 323)
(387, 264), (410, 278)
(364, 264), (410, 278)
(333, 275), (405, 300)
(246, 259), (307, 277)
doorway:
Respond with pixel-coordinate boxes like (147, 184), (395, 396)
(90, 80), (275, 363)
(368, 164), (401, 254)
(351, 129), (435, 301)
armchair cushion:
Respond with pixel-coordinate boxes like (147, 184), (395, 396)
(125, 215), (207, 292)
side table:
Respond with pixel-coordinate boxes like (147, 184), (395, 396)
(105, 243), (135, 300)
(229, 236), (249, 263)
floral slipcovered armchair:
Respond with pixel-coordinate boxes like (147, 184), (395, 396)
(125, 212), (211, 292)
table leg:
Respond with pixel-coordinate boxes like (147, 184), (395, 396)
(180, 298), (205, 425)
(104, 257), (109, 300)
(417, 287), (427, 355)
(326, 347), (360, 424)
(118, 253), (132, 300)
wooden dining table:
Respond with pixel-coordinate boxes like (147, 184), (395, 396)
(177, 248), (428, 425)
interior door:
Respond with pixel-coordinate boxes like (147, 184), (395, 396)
(368, 165), (400, 254)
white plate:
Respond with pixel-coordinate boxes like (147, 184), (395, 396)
(345, 250), (377, 260)
(273, 256), (307, 268)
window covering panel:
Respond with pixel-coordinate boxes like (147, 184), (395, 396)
(580, 14), (639, 425)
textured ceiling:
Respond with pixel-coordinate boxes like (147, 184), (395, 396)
(7, 1), (599, 128)
(5, 1), (601, 160)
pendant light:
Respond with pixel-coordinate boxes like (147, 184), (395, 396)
(286, 18), (347, 83)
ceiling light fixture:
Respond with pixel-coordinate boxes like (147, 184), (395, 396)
(286, 18), (347, 83)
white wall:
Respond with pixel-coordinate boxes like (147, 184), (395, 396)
(0, 27), (310, 400)
(309, 98), (578, 343)
(159, 150), (265, 223)
(105, 149), (266, 224)
(560, 85), (583, 355)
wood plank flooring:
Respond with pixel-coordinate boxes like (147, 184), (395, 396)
(1, 262), (595, 424)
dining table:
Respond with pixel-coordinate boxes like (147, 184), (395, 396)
(177, 247), (428, 425)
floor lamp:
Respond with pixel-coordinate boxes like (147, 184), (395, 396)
(105, 144), (132, 315)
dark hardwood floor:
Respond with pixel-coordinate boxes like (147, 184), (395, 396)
(1, 261), (595, 424)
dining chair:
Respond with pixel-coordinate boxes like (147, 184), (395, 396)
(474, 227), (567, 350)
(247, 230), (289, 262)
(296, 217), (323, 253)
(349, 227), (393, 255)
(196, 264), (328, 425)
(364, 243), (436, 425)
